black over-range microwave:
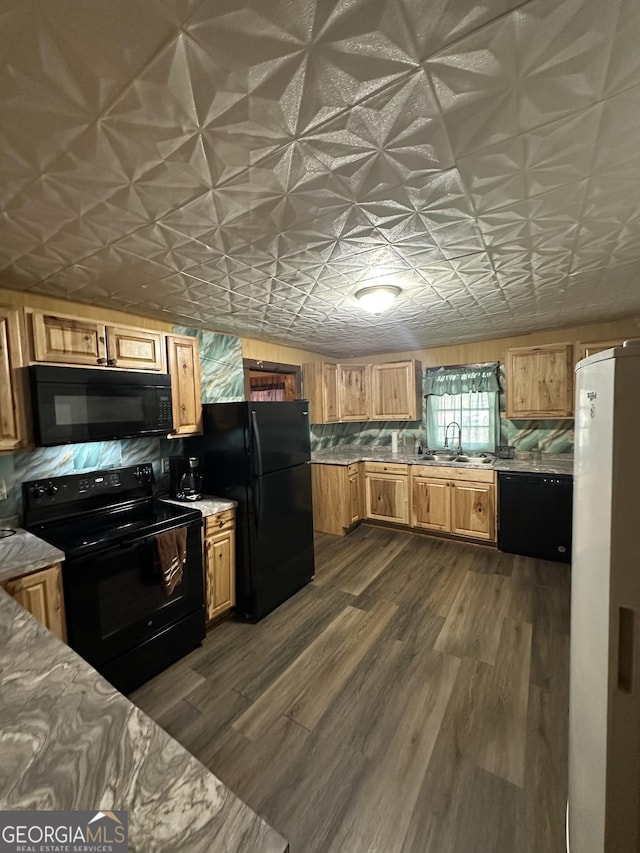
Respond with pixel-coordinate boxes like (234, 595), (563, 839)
(30, 365), (174, 446)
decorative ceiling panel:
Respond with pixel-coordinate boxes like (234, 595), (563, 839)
(1, 0), (640, 357)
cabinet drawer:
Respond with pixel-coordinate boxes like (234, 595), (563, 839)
(205, 509), (235, 534)
(363, 462), (408, 475)
(411, 464), (495, 484)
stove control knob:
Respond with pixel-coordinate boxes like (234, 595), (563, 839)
(45, 484), (58, 497)
(30, 485), (46, 500)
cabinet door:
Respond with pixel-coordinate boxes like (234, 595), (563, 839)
(106, 325), (166, 371)
(323, 363), (339, 422)
(506, 343), (573, 418)
(411, 477), (451, 531)
(371, 361), (419, 420)
(204, 529), (235, 620)
(311, 464), (349, 535)
(167, 334), (203, 436)
(450, 481), (495, 542)
(31, 311), (107, 366)
(348, 469), (361, 527)
(364, 472), (409, 524)
(2, 564), (67, 641)
(0, 308), (29, 451)
(339, 364), (370, 421)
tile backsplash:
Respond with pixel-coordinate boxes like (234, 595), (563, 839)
(0, 326), (244, 527)
(310, 366), (574, 455)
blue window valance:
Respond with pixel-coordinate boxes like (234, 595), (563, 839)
(424, 362), (500, 396)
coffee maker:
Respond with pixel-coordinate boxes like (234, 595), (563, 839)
(169, 456), (203, 501)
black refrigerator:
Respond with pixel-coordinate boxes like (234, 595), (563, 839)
(188, 401), (315, 621)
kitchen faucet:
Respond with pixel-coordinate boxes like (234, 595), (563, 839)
(444, 421), (462, 454)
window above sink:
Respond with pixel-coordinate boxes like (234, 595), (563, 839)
(425, 363), (500, 452)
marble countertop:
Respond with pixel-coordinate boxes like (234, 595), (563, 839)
(161, 496), (237, 518)
(0, 588), (288, 853)
(311, 446), (574, 476)
(0, 528), (66, 585)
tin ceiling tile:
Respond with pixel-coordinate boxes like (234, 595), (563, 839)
(0, 0), (640, 354)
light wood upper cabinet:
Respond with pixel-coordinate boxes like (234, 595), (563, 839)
(363, 462), (409, 525)
(203, 509), (235, 621)
(304, 359), (421, 424)
(303, 362), (339, 424)
(339, 364), (370, 421)
(2, 563), (67, 641)
(31, 311), (166, 371)
(506, 343), (574, 419)
(371, 360), (421, 420)
(0, 307), (29, 452)
(323, 363), (339, 423)
(166, 334), (202, 437)
(311, 462), (362, 536)
(32, 311), (107, 366)
(105, 325), (166, 371)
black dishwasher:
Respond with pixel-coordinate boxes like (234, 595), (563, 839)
(498, 472), (573, 563)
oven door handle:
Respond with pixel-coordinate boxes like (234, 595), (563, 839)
(119, 521), (199, 549)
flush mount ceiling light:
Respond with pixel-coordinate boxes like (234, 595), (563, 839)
(355, 284), (402, 314)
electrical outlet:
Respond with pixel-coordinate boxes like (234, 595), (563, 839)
(0, 479), (7, 501)
(161, 458), (170, 474)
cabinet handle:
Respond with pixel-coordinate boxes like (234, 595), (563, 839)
(96, 358), (106, 364)
(99, 336), (105, 344)
(108, 358), (117, 365)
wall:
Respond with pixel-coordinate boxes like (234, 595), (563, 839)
(342, 315), (640, 367)
(0, 288), (171, 332)
(174, 326), (244, 402)
(0, 294), (244, 525)
(310, 366), (574, 454)
(311, 316), (640, 454)
(241, 336), (329, 367)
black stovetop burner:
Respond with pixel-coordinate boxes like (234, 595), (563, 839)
(23, 462), (201, 557)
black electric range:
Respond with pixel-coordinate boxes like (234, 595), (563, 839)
(23, 463), (205, 693)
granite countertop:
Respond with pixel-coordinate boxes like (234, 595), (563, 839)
(311, 446), (574, 476)
(161, 495), (237, 518)
(0, 528), (66, 585)
(0, 588), (287, 853)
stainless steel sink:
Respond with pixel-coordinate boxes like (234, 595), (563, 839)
(418, 453), (494, 466)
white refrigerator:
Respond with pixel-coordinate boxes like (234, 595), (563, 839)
(569, 341), (640, 853)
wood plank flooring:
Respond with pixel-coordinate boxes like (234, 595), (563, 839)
(131, 524), (570, 853)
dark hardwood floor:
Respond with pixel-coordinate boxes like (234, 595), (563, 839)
(131, 525), (570, 853)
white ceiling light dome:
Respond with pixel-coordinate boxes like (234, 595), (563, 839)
(355, 285), (402, 314)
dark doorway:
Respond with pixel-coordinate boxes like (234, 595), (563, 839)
(243, 359), (302, 402)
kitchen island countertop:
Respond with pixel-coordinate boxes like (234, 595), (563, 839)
(311, 446), (574, 476)
(0, 527), (65, 585)
(0, 588), (288, 853)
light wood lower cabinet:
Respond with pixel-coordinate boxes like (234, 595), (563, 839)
(311, 463), (362, 536)
(411, 466), (496, 543)
(203, 509), (236, 620)
(411, 477), (451, 532)
(363, 462), (409, 525)
(2, 563), (67, 641)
